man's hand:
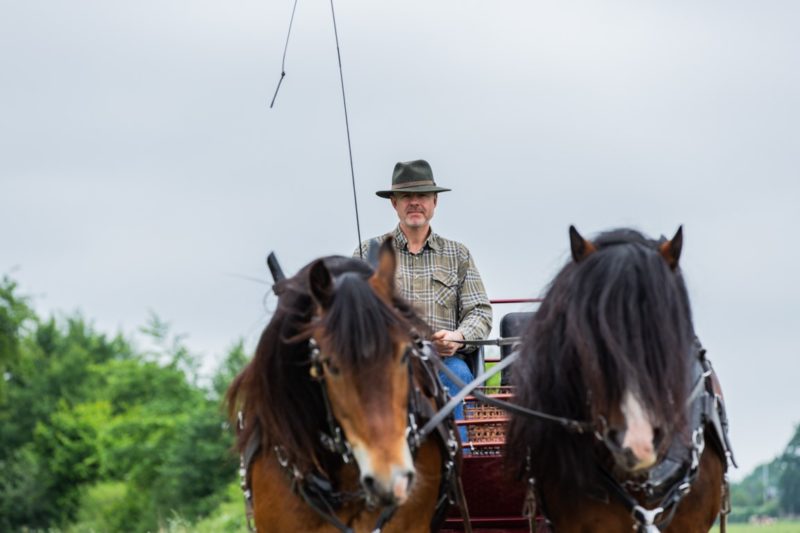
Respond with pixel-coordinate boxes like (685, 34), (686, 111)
(431, 330), (464, 357)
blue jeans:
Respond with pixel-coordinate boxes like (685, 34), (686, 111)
(438, 356), (474, 444)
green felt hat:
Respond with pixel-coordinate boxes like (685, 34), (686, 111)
(375, 160), (451, 198)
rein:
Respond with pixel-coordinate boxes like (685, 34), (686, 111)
(419, 349), (594, 441)
(454, 337), (521, 347)
(421, 338), (734, 533)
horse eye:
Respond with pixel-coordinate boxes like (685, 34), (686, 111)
(325, 361), (341, 376)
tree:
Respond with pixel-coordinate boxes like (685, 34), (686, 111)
(0, 276), (242, 531)
(139, 312), (200, 383)
(779, 424), (800, 514)
(30, 400), (111, 524)
(211, 340), (249, 401)
(0, 276), (35, 400)
(151, 402), (238, 520)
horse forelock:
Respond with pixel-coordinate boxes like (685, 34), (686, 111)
(507, 228), (695, 493)
(226, 255), (427, 475)
(320, 272), (410, 373)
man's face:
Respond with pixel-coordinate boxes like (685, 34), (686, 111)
(391, 192), (437, 229)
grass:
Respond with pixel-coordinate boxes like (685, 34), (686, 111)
(172, 483), (249, 533)
(483, 361), (503, 388)
(711, 521), (800, 532)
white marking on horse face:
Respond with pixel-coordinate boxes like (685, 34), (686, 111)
(621, 390), (657, 471)
(351, 439), (415, 504)
(352, 444), (374, 480)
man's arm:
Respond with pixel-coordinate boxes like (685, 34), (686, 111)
(456, 249), (492, 343)
(431, 248), (491, 356)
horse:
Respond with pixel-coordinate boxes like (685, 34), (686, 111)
(226, 238), (465, 533)
(506, 226), (735, 533)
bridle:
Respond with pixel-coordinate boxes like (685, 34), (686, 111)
(238, 334), (468, 533)
(424, 339), (734, 533)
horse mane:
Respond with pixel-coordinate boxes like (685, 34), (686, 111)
(506, 228), (695, 495)
(226, 255), (428, 475)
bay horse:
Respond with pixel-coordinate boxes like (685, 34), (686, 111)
(226, 239), (464, 532)
(506, 227), (735, 532)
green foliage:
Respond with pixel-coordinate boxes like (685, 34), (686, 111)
(0, 444), (52, 530)
(0, 276), (35, 400)
(140, 312), (201, 384)
(167, 482), (249, 533)
(778, 424), (800, 514)
(0, 276), (243, 532)
(211, 340), (248, 401)
(151, 403), (238, 519)
(68, 481), (128, 533)
(727, 423), (800, 521)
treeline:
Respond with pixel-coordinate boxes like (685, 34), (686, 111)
(0, 276), (247, 532)
(3, 275), (800, 530)
(729, 423), (800, 522)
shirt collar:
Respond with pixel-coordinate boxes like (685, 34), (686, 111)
(393, 225), (441, 252)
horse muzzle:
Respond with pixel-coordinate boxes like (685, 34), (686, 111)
(362, 467), (415, 505)
(604, 427), (658, 473)
(353, 444), (416, 505)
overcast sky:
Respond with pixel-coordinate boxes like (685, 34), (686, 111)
(2, 1), (798, 481)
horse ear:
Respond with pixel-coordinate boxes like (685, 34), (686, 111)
(569, 225), (596, 263)
(308, 259), (333, 309)
(659, 226), (683, 270)
(370, 237), (396, 299)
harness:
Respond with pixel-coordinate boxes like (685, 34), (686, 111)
(426, 339), (735, 533)
(237, 336), (470, 533)
(589, 344), (736, 533)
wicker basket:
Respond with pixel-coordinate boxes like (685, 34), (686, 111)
(459, 386), (513, 456)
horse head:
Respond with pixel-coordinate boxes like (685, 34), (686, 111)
(568, 225), (688, 475)
(508, 226), (694, 488)
(308, 238), (417, 505)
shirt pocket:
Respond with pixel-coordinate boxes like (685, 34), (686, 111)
(431, 270), (459, 309)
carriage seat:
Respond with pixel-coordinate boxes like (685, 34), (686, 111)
(499, 311), (535, 385)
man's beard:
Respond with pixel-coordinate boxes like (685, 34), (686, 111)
(403, 211), (429, 227)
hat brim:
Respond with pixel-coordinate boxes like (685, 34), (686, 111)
(376, 185), (451, 199)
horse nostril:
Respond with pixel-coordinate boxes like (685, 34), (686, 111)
(653, 427), (664, 449)
(363, 475), (376, 492)
(624, 448), (639, 469)
(607, 429), (624, 448)
(406, 471), (415, 488)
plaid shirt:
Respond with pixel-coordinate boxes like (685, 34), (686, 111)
(355, 225), (492, 344)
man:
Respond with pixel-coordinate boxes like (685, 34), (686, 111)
(355, 159), (492, 435)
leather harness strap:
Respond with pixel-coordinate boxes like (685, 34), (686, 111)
(588, 344), (735, 532)
(237, 338), (470, 533)
(421, 350), (594, 439)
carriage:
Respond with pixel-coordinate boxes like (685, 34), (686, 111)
(228, 227), (735, 533)
(440, 386), (532, 532)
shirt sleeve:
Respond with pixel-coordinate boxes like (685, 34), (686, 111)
(353, 243), (367, 259)
(455, 247), (493, 343)
(353, 236), (380, 259)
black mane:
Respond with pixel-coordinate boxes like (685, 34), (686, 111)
(506, 228), (695, 496)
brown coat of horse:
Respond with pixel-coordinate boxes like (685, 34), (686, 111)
(249, 442), (443, 532)
(227, 240), (456, 533)
(507, 227), (732, 532)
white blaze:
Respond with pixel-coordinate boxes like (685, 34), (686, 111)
(621, 390), (657, 470)
(352, 440), (415, 504)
